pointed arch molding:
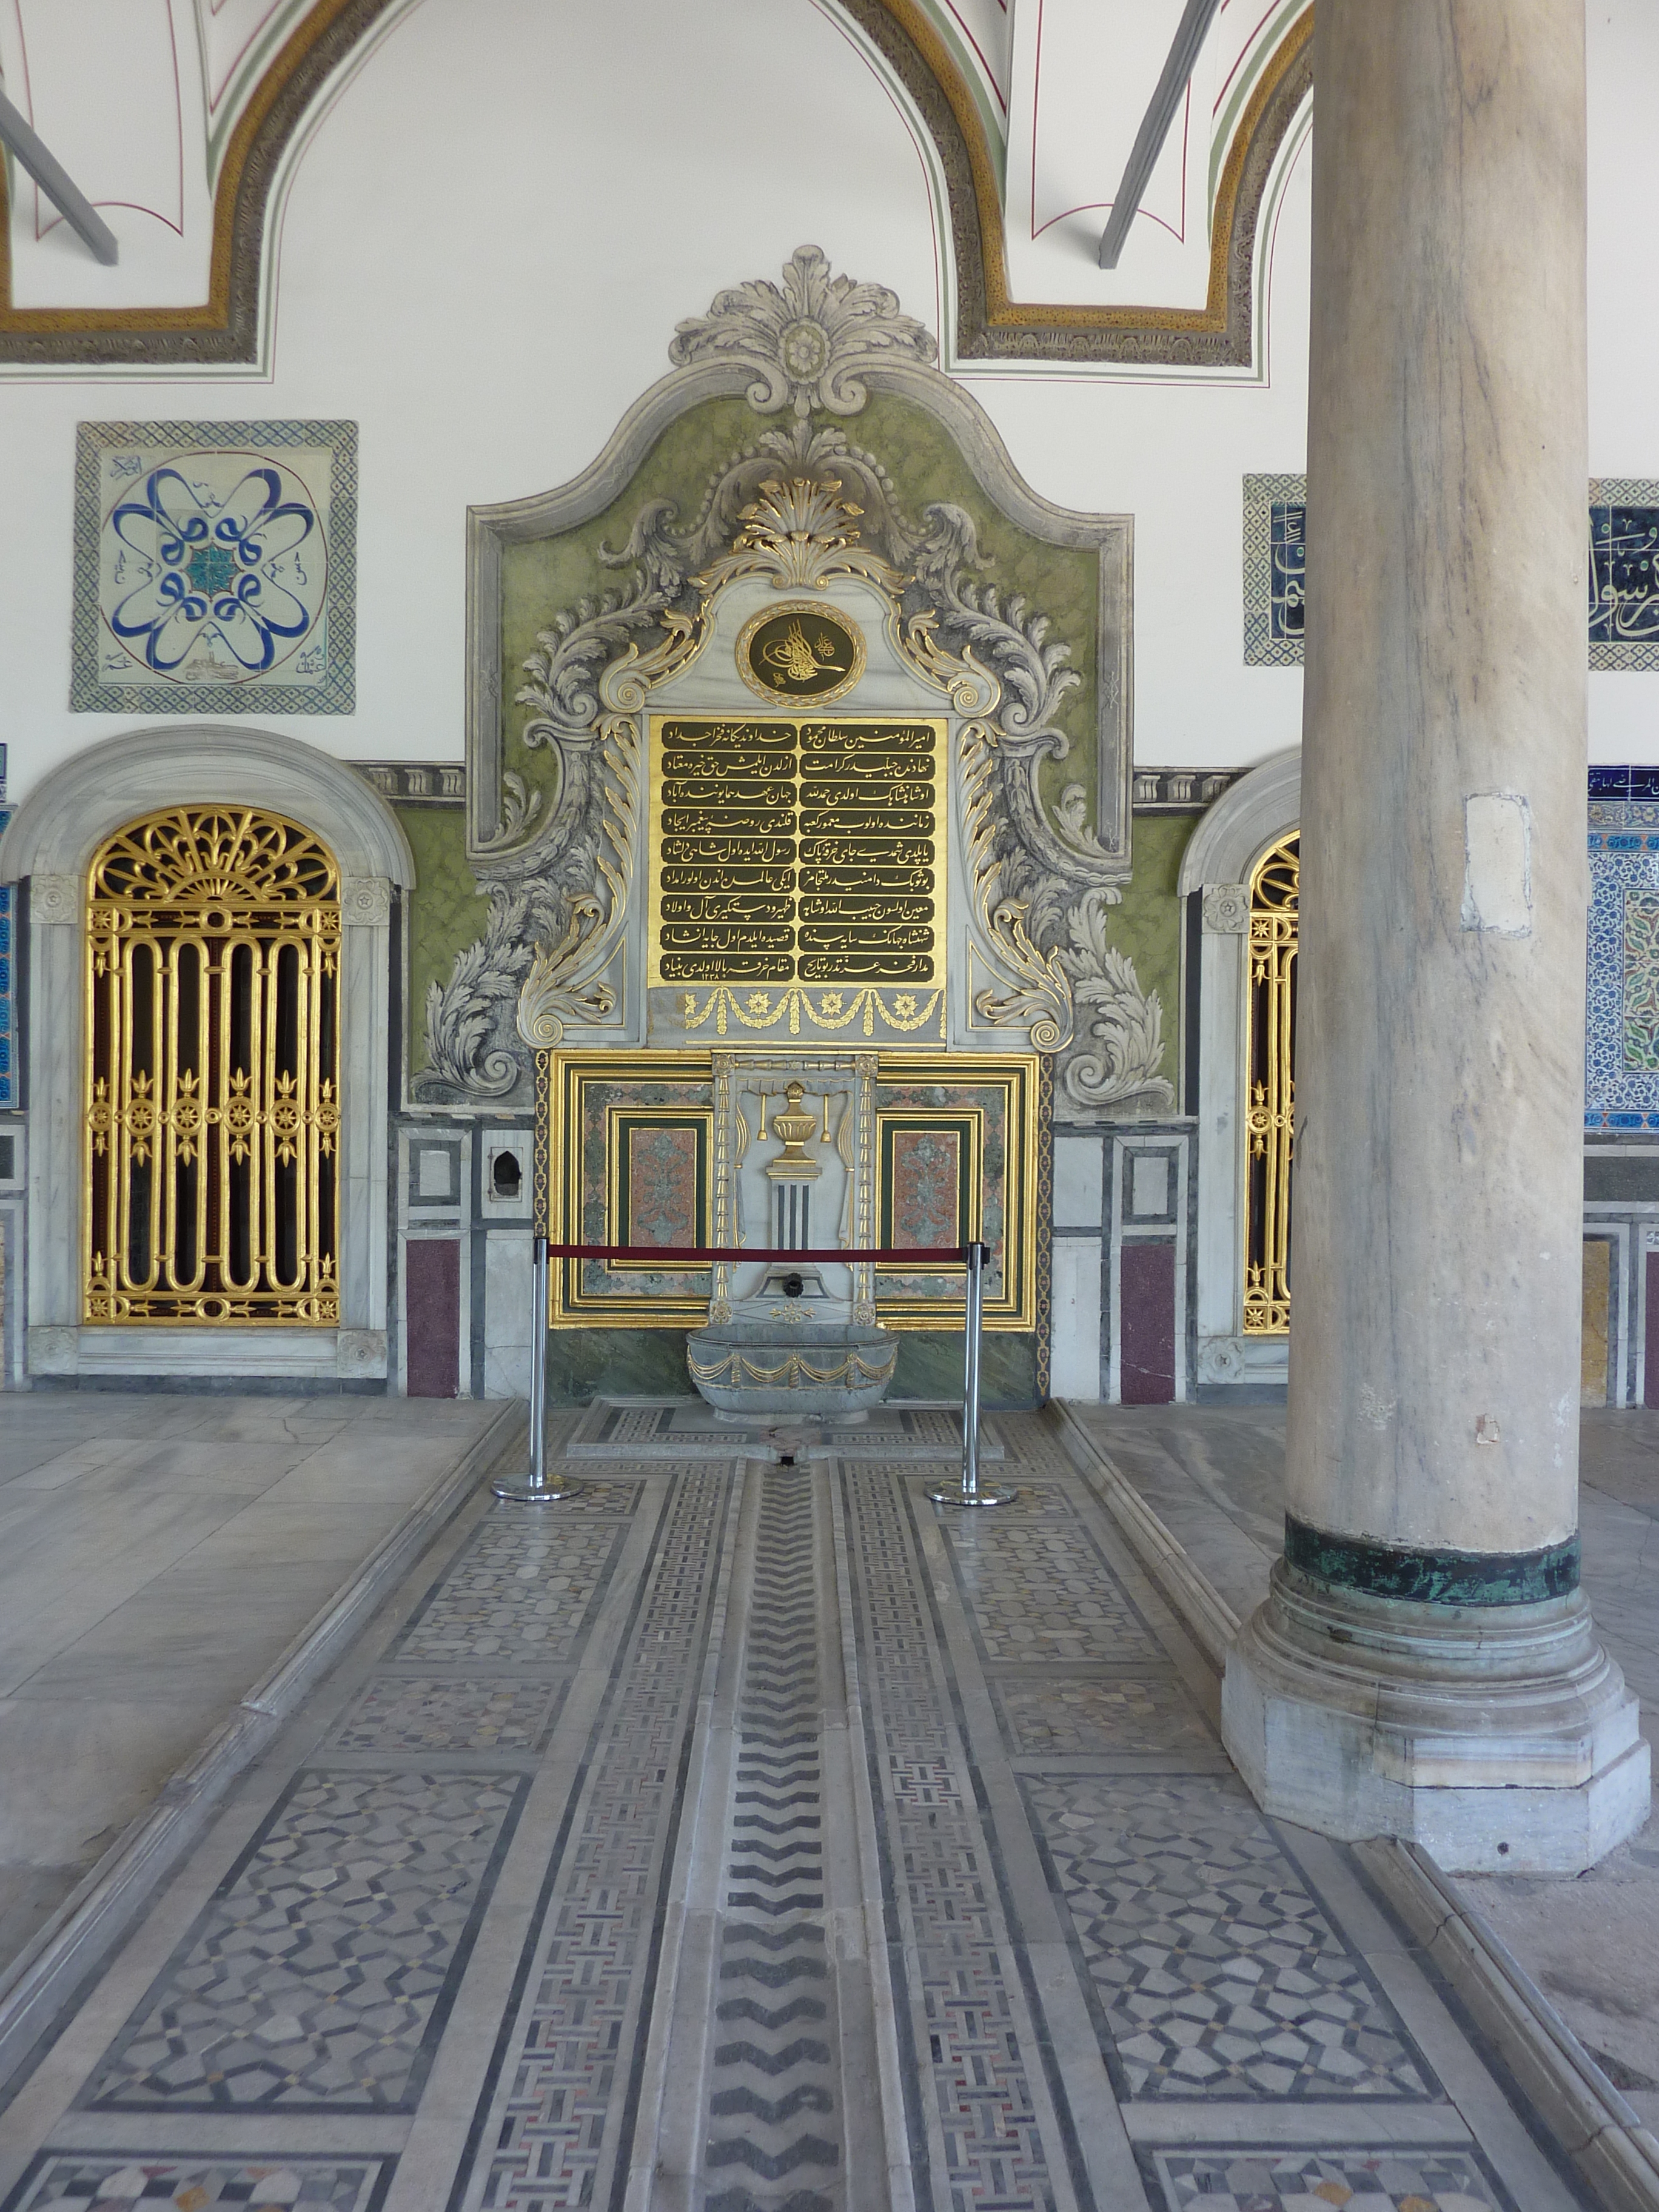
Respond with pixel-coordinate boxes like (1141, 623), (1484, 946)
(0, 727), (412, 1381)
(0, 0), (1312, 370)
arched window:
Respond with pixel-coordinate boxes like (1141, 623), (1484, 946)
(84, 806), (341, 1323)
(1242, 833), (1298, 1334)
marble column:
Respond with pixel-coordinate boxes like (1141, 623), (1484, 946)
(1221, 0), (1649, 1872)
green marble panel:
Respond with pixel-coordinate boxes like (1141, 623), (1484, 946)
(891, 1329), (1039, 1409)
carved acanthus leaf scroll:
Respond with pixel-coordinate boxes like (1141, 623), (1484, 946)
(415, 721), (638, 1104)
(961, 720), (1074, 1054)
(1057, 891), (1176, 1116)
(516, 719), (638, 1050)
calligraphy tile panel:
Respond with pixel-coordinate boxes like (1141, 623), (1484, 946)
(1245, 475), (1659, 669)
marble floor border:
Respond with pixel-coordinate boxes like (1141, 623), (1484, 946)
(1045, 1401), (1633, 2212)
(0, 1401), (526, 2106)
(0, 1414), (1631, 2212)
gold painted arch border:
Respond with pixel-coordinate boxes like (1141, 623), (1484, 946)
(0, 0), (1312, 369)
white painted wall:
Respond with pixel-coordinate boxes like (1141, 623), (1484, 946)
(0, 0), (1654, 815)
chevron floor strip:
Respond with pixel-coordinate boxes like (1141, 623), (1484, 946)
(703, 1472), (841, 2212)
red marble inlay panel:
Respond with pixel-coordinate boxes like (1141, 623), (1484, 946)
(889, 1127), (960, 1251)
(627, 1125), (699, 1249)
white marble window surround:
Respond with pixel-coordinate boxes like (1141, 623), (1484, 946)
(0, 727), (415, 1386)
(1178, 748), (1301, 1390)
(480, 1131), (533, 1222)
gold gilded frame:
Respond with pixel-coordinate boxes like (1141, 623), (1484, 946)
(547, 1052), (714, 1327)
(735, 602), (868, 707)
(541, 1048), (1039, 1334)
(646, 712), (948, 993)
(874, 1055), (1037, 1331)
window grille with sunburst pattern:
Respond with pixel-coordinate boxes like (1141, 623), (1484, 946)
(84, 806), (340, 1324)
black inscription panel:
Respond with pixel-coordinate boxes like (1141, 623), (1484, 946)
(649, 717), (942, 985)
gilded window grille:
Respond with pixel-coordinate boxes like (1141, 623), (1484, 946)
(1242, 833), (1298, 1334)
(84, 806), (341, 1324)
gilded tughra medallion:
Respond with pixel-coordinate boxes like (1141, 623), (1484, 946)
(736, 602), (865, 705)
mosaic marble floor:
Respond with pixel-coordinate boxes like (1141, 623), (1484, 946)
(0, 1409), (1596, 2212)
(1073, 1401), (1659, 2134)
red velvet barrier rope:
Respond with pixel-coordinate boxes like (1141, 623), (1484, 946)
(541, 1242), (977, 1265)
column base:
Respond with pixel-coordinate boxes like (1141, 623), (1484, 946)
(1222, 1560), (1651, 1873)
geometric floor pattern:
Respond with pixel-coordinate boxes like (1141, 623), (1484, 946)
(1024, 1772), (1432, 2100)
(80, 1772), (527, 2113)
(0, 1409), (1587, 2212)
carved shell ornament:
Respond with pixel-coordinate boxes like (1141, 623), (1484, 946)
(418, 247), (1166, 1114)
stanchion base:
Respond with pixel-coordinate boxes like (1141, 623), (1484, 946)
(927, 1481), (1018, 1508)
(492, 1475), (585, 1503)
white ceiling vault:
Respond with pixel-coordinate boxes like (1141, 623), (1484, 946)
(0, 0), (1313, 376)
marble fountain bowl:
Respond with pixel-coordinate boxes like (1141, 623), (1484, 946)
(686, 1319), (897, 1420)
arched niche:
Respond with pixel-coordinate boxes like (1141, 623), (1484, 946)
(0, 726), (415, 1387)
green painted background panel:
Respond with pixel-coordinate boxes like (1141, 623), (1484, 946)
(499, 397), (762, 826)
(397, 804), (488, 1078)
(496, 389), (1105, 837)
(1103, 813), (1198, 1082)
(851, 393), (1101, 825)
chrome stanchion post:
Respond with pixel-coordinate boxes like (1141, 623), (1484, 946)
(493, 1237), (582, 1503)
(928, 1240), (1014, 1508)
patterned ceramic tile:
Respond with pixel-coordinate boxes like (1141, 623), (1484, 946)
(327, 1677), (562, 1754)
(6, 2155), (387, 2210)
(1242, 475), (1308, 666)
(1590, 481), (1659, 669)
(1021, 1774), (1431, 2101)
(993, 1674), (1216, 1757)
(1143, 2143), (1503, 2210)
(71, 421), (357, 716)
(82, 1771), (525, 2111)
(1248, 478), (1659, 675)
(1585, 810), (1659, 1127)
(395, 1518), (628, 1663)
